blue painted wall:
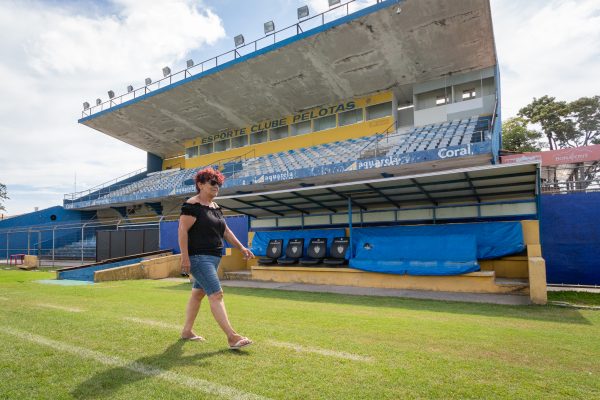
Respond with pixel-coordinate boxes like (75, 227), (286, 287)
(0, 206), (94, 259)
(541, 193), (600, 285)
(160, 215), (249, 254)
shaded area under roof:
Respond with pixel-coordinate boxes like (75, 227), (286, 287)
(216, 163), (539, 219)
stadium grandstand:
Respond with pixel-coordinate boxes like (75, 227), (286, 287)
(8, 0), (591, 301)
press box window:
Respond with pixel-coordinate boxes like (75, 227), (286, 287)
(291, 120), (312, 136)
(366, 102), (392, 120)
(200, 143), (213, 155)
(313, 115), (336, 132)
(435, 96), (449, 106)
(185, 146), (199, 159)
(250, 130), (268, 145)
(339, 108), (364, 126)
(214, 139), (231, 152)
(232, 135), (248, 149)
(270, 125), (289, 141)
(462, 89), (476, 100)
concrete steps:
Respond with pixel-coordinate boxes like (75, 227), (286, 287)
(223, 270), (252, 280)
(495, 278), (529, 294)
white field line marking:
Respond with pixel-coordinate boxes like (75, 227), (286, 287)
(266, 340), (374, 362)
(123, 317), (372, 362)
(123, 317), (180, 330)
(36, 303), (84, 313)
(0, 326), (269, 400)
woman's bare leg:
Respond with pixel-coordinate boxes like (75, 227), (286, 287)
(181, 288), (205, 338)
(208, 290), (251, 346)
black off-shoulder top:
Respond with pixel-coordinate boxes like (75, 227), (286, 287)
(180, 202), (226, 257)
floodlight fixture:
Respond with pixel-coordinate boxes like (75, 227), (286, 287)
(234, 34), (245, 47)
(95, 98), (102, 106)
(297, 5), (309, 19)
(107, 90), (115, 99)
(264, 20), (275, 35)
(162, 66), (171, 77)
(127, 85), (133, 93)
(83, 102), (90, 110)
(145, 77), (152, 86)
(186, 59), (194, 68)
(328, 0), (341, 7)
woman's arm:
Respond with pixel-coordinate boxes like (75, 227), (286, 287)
(178, 215), (196, 273)
(224, 224), (255, 260)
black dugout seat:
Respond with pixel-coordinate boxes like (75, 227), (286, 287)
(258, 239), (283, 265)
(300, 238), (327, 266)
(277, 238), (305, 265)
(323, 237), (349, 266)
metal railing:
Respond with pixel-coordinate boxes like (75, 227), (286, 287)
(541, 164), (600, 194)
(63, 168), (185, 204)
(80, 0), (393, 118)
(63, 121), (494, 209)
(225, 125), (491, 180)
(64, 167), (147, 202)
(0, 215), (172, 266)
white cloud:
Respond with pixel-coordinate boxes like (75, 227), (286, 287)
(307, 0), (376, 19)
(0, 0), (226, 215)
(492, 0), (600, 117)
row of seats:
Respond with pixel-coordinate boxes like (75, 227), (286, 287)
(104, 169), (183, 198)
(258, 237), (349, 266)
(229, 116), (491, 178)
(72, 116), (492, 206)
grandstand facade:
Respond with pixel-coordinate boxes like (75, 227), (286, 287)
(67, 0), (505, 221)
(5, 0), (567, 297)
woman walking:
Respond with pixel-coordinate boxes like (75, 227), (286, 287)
(178, 167), (254, 349)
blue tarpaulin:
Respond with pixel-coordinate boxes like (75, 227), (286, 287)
(251, 229), (347, 257)
(350, 234), (479, 275)
(250, 222), (524, 276)
(351, 222), (524, 260)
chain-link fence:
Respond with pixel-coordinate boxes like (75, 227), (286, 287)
(0, 215), (174, 267)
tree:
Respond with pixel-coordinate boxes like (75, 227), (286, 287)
(518, 95), (572, 150)
(561, 96), (600, 147)
(0, 183), (7, 213)
(502, 117), (543, 152)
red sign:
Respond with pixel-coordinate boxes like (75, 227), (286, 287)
(501, 144), (600, 166)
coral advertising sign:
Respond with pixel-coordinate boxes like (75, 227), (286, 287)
(501, 145), (600, 166)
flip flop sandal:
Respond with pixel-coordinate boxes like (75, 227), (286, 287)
(229, 338), (253, 350)
(181, 335), (206, 342)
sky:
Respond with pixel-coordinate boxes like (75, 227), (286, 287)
(0, 0), (599, 216)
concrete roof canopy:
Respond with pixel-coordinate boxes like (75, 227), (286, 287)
(80, 0), (496, 159)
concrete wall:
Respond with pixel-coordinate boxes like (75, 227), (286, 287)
(521, 220), (547, 304)
(94, 254), (181, 282)
(251, 267), (526, 294)
(413, 67), (495, 95)
(413, 68), (496, 126)
(414, 94), (495, 126)
(397, 107), (414, 128)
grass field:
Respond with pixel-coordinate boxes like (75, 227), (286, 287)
(1, 268), (599, 399)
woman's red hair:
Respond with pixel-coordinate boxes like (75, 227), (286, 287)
(194, 167), (225, 193)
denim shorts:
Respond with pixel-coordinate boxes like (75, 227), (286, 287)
(189, 254), (222, 295)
